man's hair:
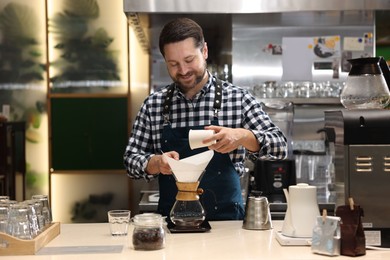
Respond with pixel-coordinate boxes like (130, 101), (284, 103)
(159, 17), (205, 57)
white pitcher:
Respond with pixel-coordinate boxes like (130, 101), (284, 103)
(282, 183), (320, 238)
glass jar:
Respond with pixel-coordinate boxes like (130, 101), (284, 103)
(131, 213), (166, 251)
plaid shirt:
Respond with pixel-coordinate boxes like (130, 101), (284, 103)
(124, 74), (287, 181)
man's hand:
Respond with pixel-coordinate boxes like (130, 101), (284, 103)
(146, 151), (179, 175)
(204, 125), (259, 154)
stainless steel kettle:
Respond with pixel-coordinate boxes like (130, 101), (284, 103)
(243, 191), (272, 230)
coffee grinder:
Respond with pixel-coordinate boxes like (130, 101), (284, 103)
(253, 159), (296, 203)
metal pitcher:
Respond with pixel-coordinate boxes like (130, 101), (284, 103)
(243, 191), (272, 230)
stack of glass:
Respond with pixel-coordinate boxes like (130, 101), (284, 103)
(0, 195), (52, 240)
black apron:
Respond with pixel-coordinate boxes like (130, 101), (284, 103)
(158, 80), (245, 221)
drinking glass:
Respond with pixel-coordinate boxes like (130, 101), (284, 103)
(32, 195), (52, 226)
(22, 200), (41, 236)
(0, 203), (9, 233)
(7, 203), (33, 240)
(108, 210), (131, 236)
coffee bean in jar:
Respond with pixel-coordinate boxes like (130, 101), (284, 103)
(131, 213), (166, 250)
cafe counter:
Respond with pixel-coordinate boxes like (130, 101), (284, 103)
(4, 221), (390, 259)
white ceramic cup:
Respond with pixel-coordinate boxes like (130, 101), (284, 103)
(108, 210), (131, 236)
(189, 129), (216, 150)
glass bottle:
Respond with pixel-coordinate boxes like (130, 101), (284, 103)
(340, 57), (390, 109)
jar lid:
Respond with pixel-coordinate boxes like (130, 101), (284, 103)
(132, 213), (165, 226)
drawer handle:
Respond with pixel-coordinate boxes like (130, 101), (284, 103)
(356, 168), (372, 172)
(355, 156), (372, 161)
(356, 162), (372, 167)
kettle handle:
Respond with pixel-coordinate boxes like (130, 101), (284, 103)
(262, 201), (271, 225)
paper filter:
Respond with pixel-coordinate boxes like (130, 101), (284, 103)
(163, 150), (214, 182)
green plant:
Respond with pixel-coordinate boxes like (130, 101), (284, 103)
(49, 0), (120, 92)
(0, 2), (45, 83)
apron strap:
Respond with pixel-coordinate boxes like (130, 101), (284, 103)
(213, 79), (222, 117)
(162, 83), (175, 124)
(162, 78), (223, 123)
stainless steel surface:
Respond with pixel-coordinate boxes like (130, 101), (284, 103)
(293, 104), (342, 141)
(139, 191), (158, 213)
(124, 0), (390, 13)
(324, 111), (345, 184)
(133, 11), (375, 89)
(232, 12), (374, 86)
(347, 145), (390, 228)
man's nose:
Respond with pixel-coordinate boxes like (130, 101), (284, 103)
(178, 63), (189, 75)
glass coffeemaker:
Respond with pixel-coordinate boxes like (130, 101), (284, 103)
(340, 56), (390, 109)
(163, 150), (214, 228)
(170, 178), (205, 227)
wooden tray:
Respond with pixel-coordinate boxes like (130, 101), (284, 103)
(0, 222), (60, 255)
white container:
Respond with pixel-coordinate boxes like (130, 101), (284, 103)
(282, 183), (320, 238)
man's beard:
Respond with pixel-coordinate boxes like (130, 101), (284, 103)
(173, 65), (207, 89)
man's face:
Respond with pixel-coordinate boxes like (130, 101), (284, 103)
(163, 38), (208, 92)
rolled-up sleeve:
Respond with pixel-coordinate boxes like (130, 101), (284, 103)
(242, 94), (288, 160)
(123, 99), (157, 181)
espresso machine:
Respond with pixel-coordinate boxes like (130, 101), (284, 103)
(324, 56), (390, 247)
(325, 109), (390, 247)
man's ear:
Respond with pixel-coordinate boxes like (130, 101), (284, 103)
(203, 42), (208, 60)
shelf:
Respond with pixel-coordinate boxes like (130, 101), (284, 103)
(256, 97), (342, 105)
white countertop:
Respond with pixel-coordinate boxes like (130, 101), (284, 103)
(4, 221), (390, 259)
